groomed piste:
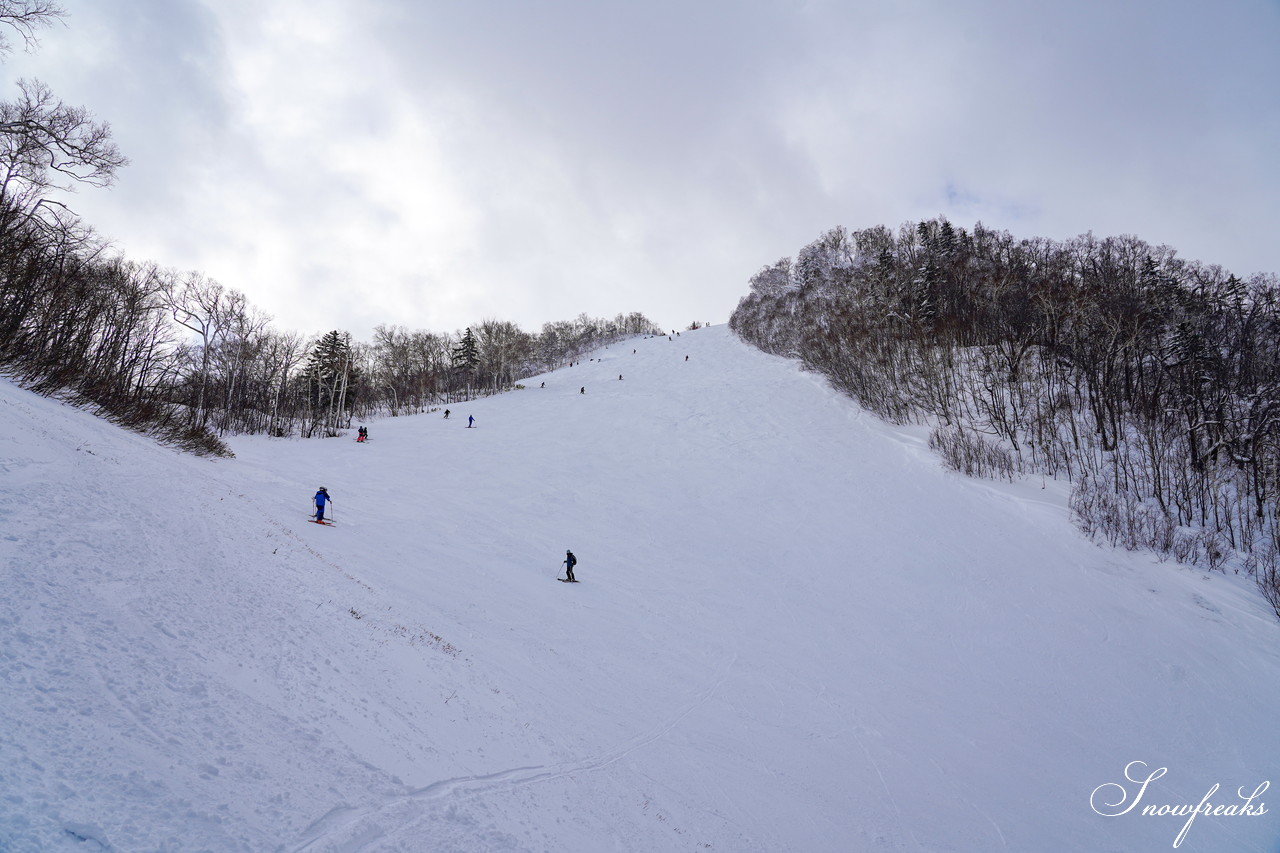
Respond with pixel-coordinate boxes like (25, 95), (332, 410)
(1, 324), (1276, 851)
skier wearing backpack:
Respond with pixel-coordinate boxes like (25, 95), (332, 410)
(563, 549), (577, 582)
(313, 487), (332, 523)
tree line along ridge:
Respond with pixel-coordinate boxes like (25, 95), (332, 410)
(730, 218), (1280, 616)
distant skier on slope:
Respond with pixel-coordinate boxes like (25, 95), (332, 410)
(443, 409), (450, 419)
(357, 426), (367, 442)
(563, 549), (577, 582)
(313, 487), (332, 523)
(467, 415), (475, 428)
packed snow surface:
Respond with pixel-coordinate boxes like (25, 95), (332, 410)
(2, 325), (1277, 852)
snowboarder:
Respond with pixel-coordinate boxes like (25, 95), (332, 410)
(467, 415), (475, 428)
(563, 550), (577, 582)
(443, 409), (450, 419)
(313, 487), (332, 523)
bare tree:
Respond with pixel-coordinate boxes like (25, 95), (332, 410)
(0, 0), (64, 57)
(0, 4), (125, 238)
(161, 271), (226, 429)
(0, 79), (126, 193)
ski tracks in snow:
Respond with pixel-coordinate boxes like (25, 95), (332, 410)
(287, 651), (739, 852)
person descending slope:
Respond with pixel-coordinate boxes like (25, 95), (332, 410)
(561, 549), (578, 582)
(313, 487), (333, 524)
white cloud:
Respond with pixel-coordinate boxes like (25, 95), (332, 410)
(5, 0), (1278, 338)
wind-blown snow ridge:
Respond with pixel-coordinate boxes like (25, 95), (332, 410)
(1, 325), (1277, 852)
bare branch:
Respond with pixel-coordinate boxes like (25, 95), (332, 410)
(0, 79), (127, 189)
(0, 0), (65, 57)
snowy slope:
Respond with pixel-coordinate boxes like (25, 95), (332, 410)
(2, 325), (1277, 852)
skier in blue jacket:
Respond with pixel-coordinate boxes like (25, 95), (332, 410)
(313, 487), (332, 523)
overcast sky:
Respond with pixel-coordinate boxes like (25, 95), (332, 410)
(5, 0), (1279, 339)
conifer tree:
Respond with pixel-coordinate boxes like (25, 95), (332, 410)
(452, 327), (480, 372)
(303, 330), (354, 435)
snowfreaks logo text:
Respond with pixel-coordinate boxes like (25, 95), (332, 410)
(1090, 760), (1269, 848)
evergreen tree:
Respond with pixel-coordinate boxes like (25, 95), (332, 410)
(939, 219), (957, 255)
(452, 327), (480, 372)
(303, 330), (354, 435)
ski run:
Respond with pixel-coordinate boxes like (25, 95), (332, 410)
(1, 324), (1277, 851)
